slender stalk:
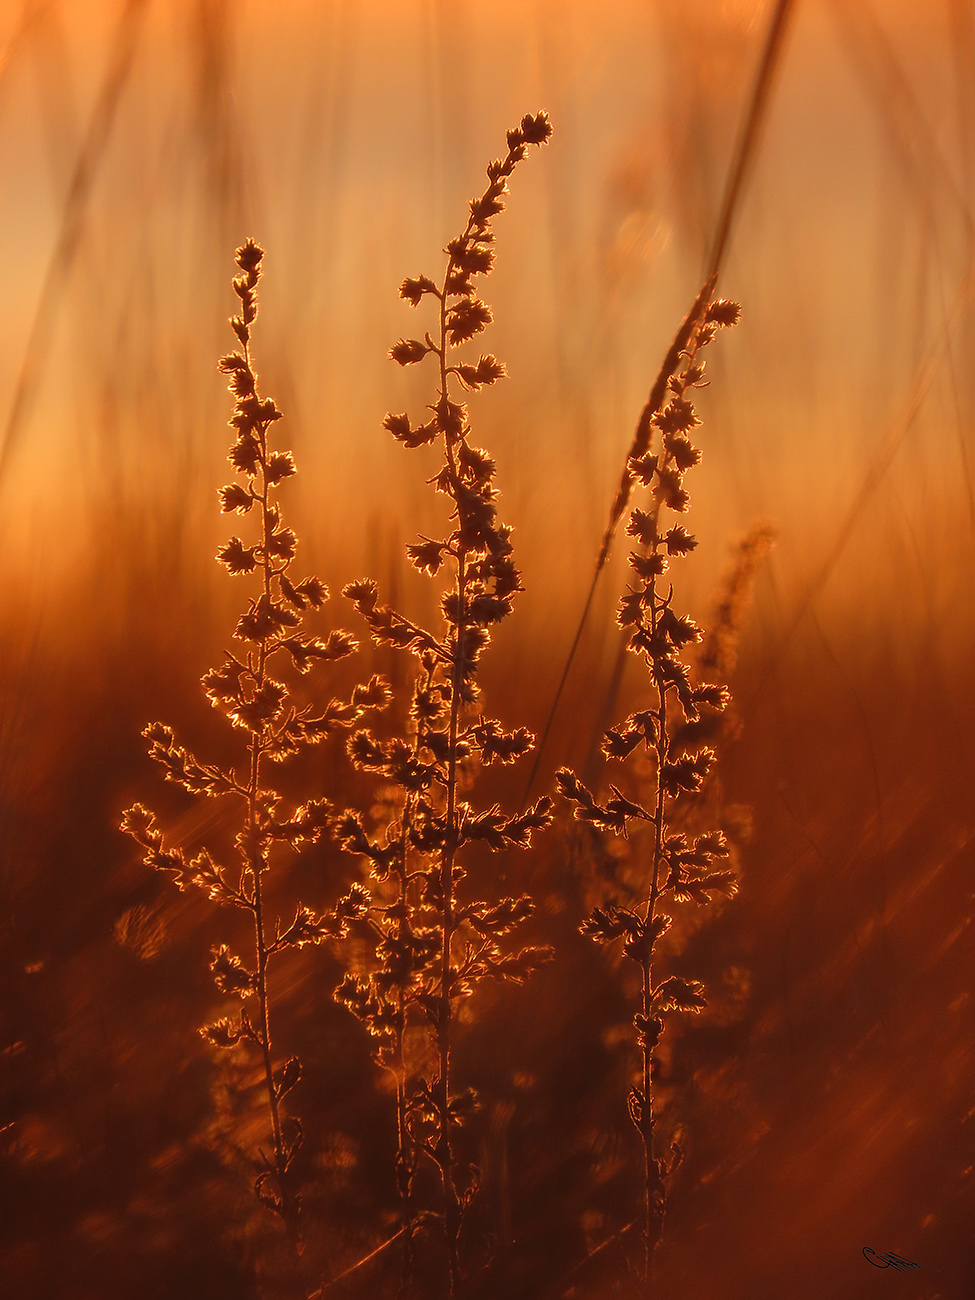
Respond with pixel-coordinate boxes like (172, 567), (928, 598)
(338, 114), (554, 1297)
(525, 0), (795, 809)
(640, 605), (668, 1290)
(704, 0), (795, 283)
(395, 1009), (415, 1290)
(124, 241), (379, 1299)
(436, 247), (466, 1296)
(584, 328), (711, 780)
(557, 296), (742, 1295)
(520, 282), (714, 811)
(393, 660), (438, 1288)
(247, 392), (302, 1267)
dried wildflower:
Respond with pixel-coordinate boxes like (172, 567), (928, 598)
(122, 242), (386, 1281)
(556, 298), (740, 1289)
(521, 276), (721, 806)
(337, 115), (553, 1296)
(699, 520), (775, 683)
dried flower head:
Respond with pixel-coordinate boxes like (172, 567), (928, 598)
(122, 241), (385, 1280)
(336, 115), (553, 1296)
(557, 291), (741, 1287)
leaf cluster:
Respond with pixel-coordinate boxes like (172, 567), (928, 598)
(554, 297), (742, 1284)
(339, 113), (555, 1060)
(334, 115), (554, 1275)
(121, 241), (389, 1230)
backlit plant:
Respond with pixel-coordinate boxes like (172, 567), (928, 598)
(121, 241), (388, 1287)
(333, 112), (555, 1296)
(557, 291), (741, 1294)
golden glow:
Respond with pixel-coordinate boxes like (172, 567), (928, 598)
(1, 3), (972, 1297)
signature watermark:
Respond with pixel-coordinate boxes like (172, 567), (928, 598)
(862, 1247), (940, 1273)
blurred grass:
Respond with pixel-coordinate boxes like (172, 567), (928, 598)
(1, 2), (974, 1297)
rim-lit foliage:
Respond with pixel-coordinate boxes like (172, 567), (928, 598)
(558, 293), (741, 1294)
(334, 113), (555, 1297)
(122, 242), (389, 1289)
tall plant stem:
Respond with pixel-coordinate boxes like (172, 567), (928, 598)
(522, 0), (795, 808)
(640, 614), (669, 1291)
(438, 567), (464, 1296)
(342, 118), (555, 1293)
(246, 378), (303, 1286)
(395, 1004), (415, 1291)
(519, 281), (713, 812)
(437, 254), (467, 1297)
(394, 685), (432, 1289)
(585, 325), (708, 783)
(704, 0), (795, 283)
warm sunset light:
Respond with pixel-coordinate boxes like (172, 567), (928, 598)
(1, 3), (972, 1299)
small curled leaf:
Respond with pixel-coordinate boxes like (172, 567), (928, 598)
(664, 432), (700, 471)
(219, 483), (252, 513)
(273, 1055), (302, 1099)
(210, 945), (255, 997)
(201, 1018), (243, 1049)
(652, 977), (708, 1013)
(400, 275), (439, 306)
(266, 527), (297, 560)
(390, 338), (428, 365)
(343, 579), (379, 612)
(664, 525), (697, 556)
(350, 674), (393, 710)
(407, 539), (446, 575)
(704, 298), (741, 327)
(446, 299), (492, 345)
(218, 537), (257, 575)
(520, 110), (553, 144)
(266, 451), (296, 483)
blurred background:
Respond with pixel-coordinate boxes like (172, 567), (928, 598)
(1, 0), (974, 1297)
